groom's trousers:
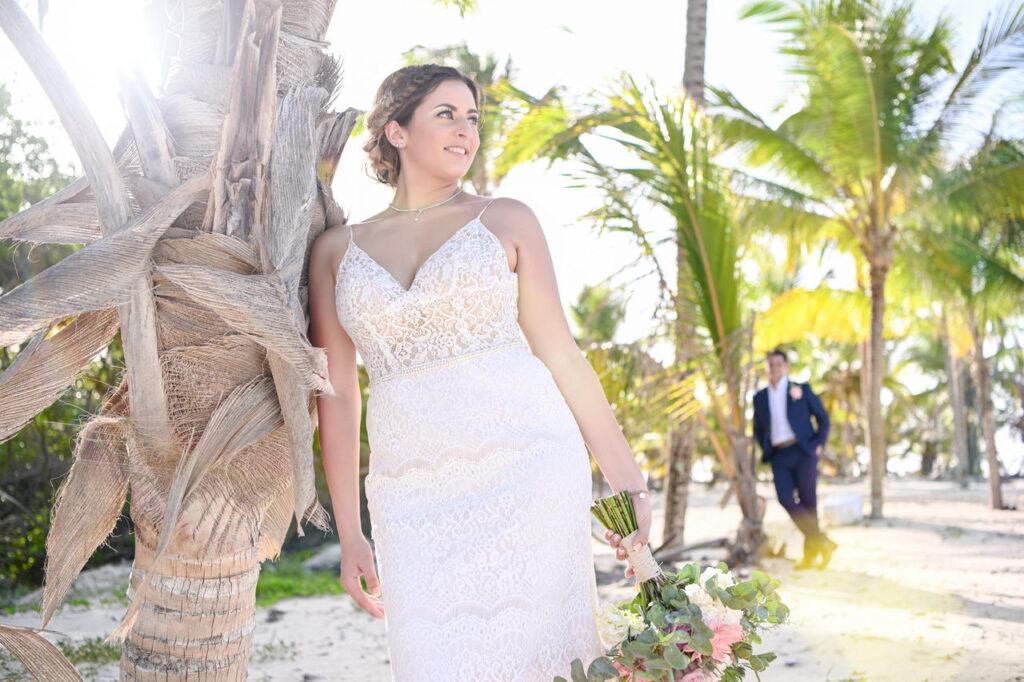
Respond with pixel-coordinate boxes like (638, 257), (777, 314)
(770, 443), (823, 555)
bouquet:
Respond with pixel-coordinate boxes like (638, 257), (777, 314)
(555, 492), (789, 682)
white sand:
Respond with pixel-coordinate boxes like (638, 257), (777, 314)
(4, 478), (1022, 681)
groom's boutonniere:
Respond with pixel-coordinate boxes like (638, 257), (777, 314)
(789, 384), (803, 401)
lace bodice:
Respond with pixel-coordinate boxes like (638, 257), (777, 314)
(334, 199), (526, 386)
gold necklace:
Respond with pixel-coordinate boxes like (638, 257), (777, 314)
(388, 187), (464, 222)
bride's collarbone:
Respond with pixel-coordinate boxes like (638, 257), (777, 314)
(350, 212), (479, 257)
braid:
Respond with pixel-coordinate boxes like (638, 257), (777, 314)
(362, 64), (481, 187)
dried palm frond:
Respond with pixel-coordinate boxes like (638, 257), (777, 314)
(41, 383), (130, 627)
(0, 309), (119, 443)
(0, 171), (210, 347)
(0, 624), (81, 682)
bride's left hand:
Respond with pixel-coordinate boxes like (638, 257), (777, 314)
(603, 493), (653, 579)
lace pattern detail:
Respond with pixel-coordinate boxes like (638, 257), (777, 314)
(335, 216), (523, 385)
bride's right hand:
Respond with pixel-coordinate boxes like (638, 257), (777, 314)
(340, 536), (385, 619)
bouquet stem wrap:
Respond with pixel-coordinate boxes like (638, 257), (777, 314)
(591, 491), (667, 607)
(619, 530), (661, 582)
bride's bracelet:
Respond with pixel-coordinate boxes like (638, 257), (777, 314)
(616, 488), (649, 501)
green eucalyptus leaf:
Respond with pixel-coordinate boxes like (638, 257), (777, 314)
(587, 657), (620, 681)
(731, 640), (753, 659)
(662, 643), (690, 668)
(690, 628), (713, 656)
(721, 665), (744, 682)
(730, 580), (759, 597)
(749, 653), (770, 672)
(665, 628), (691, 644)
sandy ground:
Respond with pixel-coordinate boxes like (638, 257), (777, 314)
(3, 478), (1022, 682)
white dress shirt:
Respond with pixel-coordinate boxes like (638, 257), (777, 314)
(767, 375), (797, 445)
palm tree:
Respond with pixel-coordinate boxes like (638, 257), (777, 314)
(0, 0), (359, 676)
(911, 221), (1024, 506)
(570, 283), (672, 498)
(659, 0), (709, 555)
(498, 74), (769, 562)
(710, 0), (1024, 518)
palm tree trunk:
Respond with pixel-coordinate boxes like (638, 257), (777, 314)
(969, 312), (1004, 510)
(662, 0), (707, 553)
(663, 229), (697, 549)
(121, 541), (260, 678)
(842, 391), (855, 477)
(867, 263), (887, 518)
(663, 423), (693, 549)
(941, 306), (969, 489)
(859, 339), (871, 474)
(729, 432), (766, 563)
(683, 0), (708, 107)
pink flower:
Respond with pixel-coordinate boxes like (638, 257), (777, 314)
(678, 669), (714, 682)
(708, 620), (745, 663)
(612, 659), (637, 680)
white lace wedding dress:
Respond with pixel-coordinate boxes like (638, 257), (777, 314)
(334, 197), (606, 681)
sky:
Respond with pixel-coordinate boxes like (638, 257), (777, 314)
(2, 0), (1008, 344)
(1, 0), (1020, 470)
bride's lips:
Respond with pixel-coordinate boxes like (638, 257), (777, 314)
(444, 145), (469, 158)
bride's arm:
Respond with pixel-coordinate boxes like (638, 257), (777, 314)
(308, 226), (385, 618)
(494, 198), (650, 544)
(308, 226), (365, 546)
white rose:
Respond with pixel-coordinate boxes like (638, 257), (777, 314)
(687, 575), (743, 627)
(699, 565), (736, 589)
(595, 602), (643, 650)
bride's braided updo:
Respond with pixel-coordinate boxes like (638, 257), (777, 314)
(362, 64), (481, 187)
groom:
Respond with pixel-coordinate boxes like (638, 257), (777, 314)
(752, 349), (838, 570)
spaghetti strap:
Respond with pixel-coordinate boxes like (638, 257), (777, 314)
(347, 222), (357, 251)
(476, 196), (499, 222)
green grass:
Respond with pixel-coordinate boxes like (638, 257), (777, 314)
(0, 584), (38, 616)
(56, 636), (121, 665)
(1, 549), (342, 622)
(250, 639), (298, 663)
(0, 636), (122, 680)
(255, 548), (344, 607)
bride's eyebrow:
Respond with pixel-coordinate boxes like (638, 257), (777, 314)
(433, 103), (480, 114)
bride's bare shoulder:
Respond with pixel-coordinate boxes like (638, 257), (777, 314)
(478, 196), (542, 242)
(311, 222), (356, 282)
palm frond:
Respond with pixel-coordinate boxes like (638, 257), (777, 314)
(41, 399), (129, 627)
(0, 309), (119, 443)
(755, 286), (871, 351)
(0, 623), (80, 682)
(922, 0), (1024, 150)
(0, 172), (210, 347)
(155, 265), (331, 394)
(708, 86), (837, 198)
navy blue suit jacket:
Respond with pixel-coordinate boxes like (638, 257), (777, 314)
(752, 380), (830, 464)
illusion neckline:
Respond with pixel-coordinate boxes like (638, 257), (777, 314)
(341, 217), (486, 294)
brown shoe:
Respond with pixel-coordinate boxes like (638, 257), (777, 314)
(793, 556), (816, 571)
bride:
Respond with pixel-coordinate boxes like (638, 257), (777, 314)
(307, 63), (652, 681)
